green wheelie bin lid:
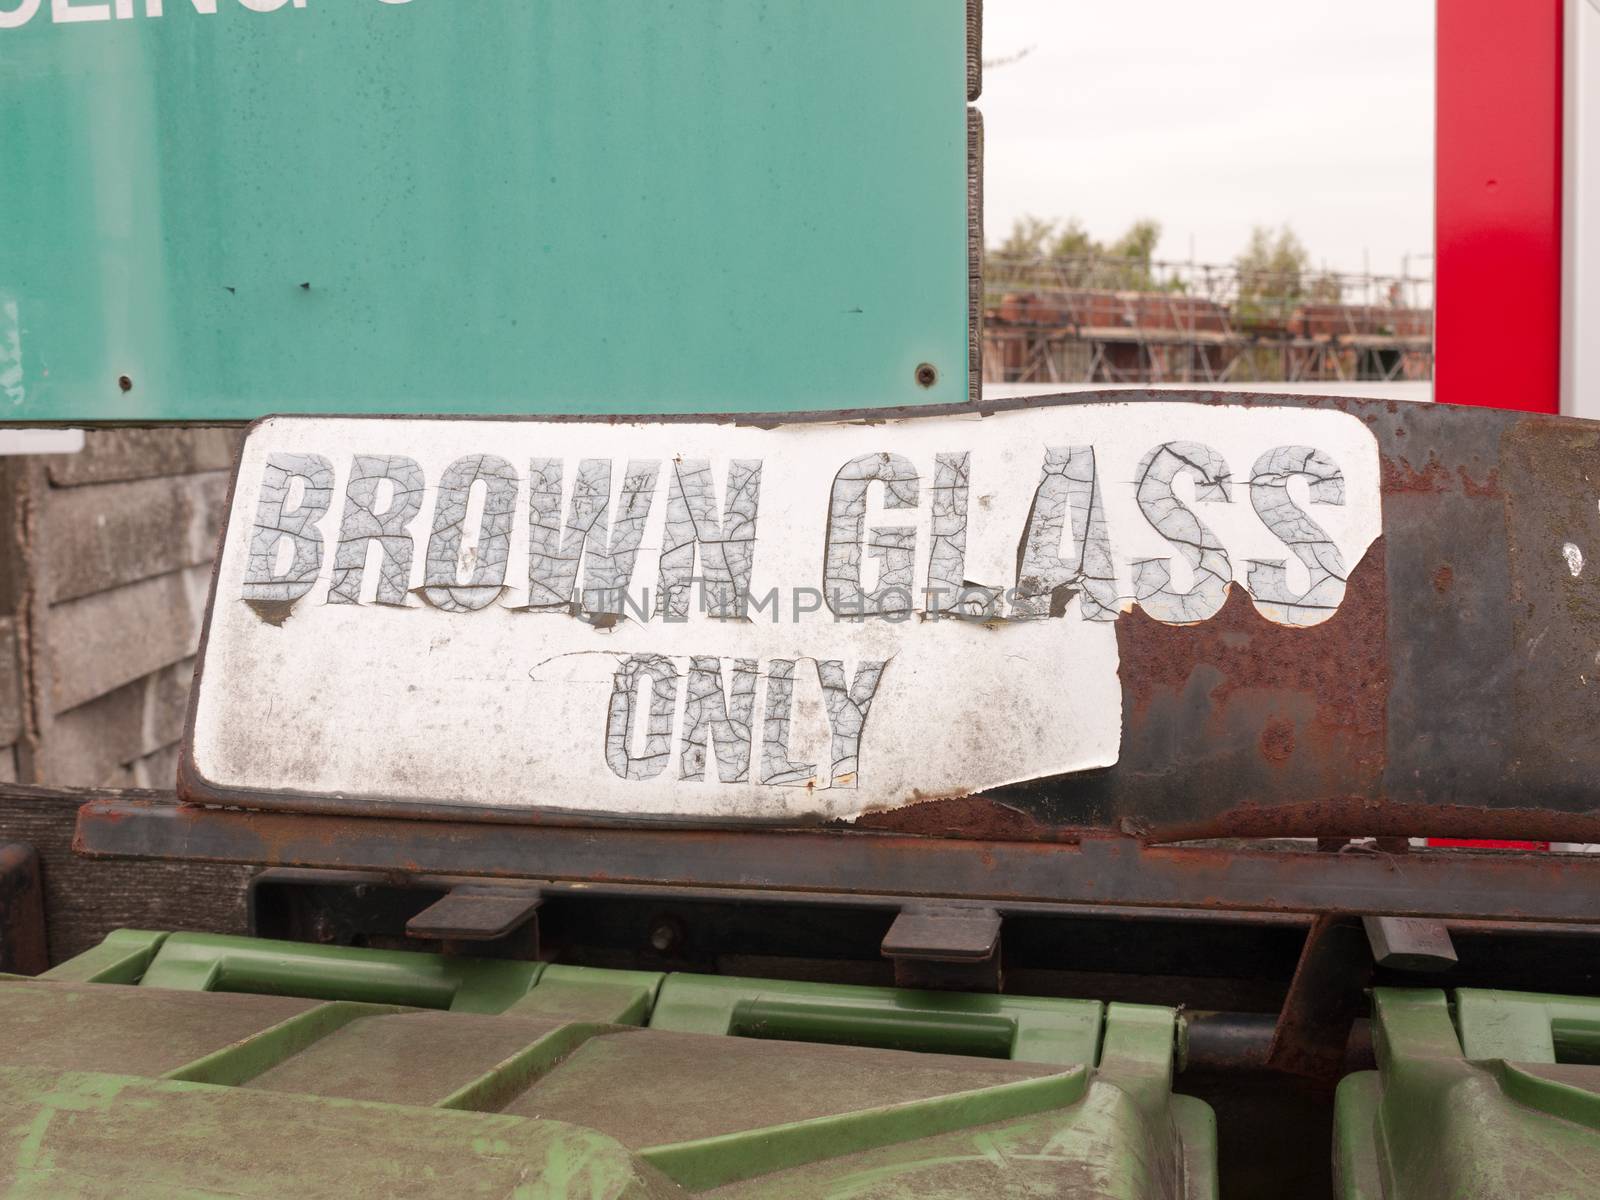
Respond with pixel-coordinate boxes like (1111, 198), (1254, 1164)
(1, 929), (1216, 1199)
(1335, 987), (1600, 1199)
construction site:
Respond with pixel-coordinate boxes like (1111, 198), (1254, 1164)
(982, 252), (1435, 386)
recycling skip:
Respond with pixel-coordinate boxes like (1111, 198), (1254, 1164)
(184, 401), (1382, 821)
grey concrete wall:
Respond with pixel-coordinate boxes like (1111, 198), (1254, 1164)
(1, 427), (242, 788)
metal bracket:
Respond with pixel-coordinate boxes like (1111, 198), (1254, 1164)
(406, 885), (543, 945)
(1265, 915), (1373, 1082)
(1363, 915), (1459, 972)
(881, 903), (1002, 992)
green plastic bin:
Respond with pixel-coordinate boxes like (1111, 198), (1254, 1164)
(0, 930), (1217, 1199)
(1335, 988), (1600, 1199)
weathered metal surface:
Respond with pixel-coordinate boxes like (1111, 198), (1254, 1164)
(0, 843), (47, 975)
(882, 904), (1003, 991)
(172, 391), (1600, 840)
(405, 886), (543, 943)
(1, 1), (974, 421)
(1183, 1012), (1376, 1076)
(882, 905), (1002, 963)
(70, 793), (1600, 925)
(1363, 916), (1458, 972)
(1265, 916), (1373, 1082)
(988, 392), (1600, 841)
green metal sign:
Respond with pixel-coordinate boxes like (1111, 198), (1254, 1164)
(1, 1), (973, 421)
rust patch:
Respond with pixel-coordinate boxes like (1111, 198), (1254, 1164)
(1117, 541), (1387, 744)
(850, 796), (1057, 841)
(69, 790), (1600, 922)
(1379, 454), (1500, 499)
(1381, 452), (1451, 493)
(1103, 542), (1390, 839)
(245, 599), (296, 628)
(1259, 718), (1295, 764)
(1431, 564), (1454, 594)
(1265, 914), (1371, 1082)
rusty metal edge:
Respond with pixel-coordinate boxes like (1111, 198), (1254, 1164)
(1264, 914), (1373, 1081)
(168, 391), (1600, 842)
(0, 385), (1410, 432)
(72, 795), (1600, 925)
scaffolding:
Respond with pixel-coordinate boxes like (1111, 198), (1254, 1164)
(983, 252), (1434, 386)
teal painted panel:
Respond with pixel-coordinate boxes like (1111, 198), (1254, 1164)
(0, 1), (969, 420)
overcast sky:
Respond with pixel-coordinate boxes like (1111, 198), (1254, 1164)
(980, 1), (1435, 278)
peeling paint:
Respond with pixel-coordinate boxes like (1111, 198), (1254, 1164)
(1131, 441), (1233, 625)
(420, 455), (517, 613)
(240, 452), (333, 623)
(658, 459), (761, 621)
(329, 455), (424, 606)
(1247, 446), (1349, 626)
(825, 452), (920, 617)
(1013, 446), (1117, 622)
(526, 457), (660, 619)
(1564, 541), (1585, 579)
(679, 656), (758, 783)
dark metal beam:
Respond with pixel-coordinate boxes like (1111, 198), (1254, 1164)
(1266, 916), (1374, 1081)
(72, 796), (1600, 925)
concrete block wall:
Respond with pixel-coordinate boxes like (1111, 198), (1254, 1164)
(1, 428), (242, 789)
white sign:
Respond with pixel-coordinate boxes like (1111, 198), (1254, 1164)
(3, 0), (311, 32)
(187, 403), (1382, 821)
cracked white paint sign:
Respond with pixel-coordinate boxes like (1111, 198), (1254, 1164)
(189, 404), (1383, 820)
